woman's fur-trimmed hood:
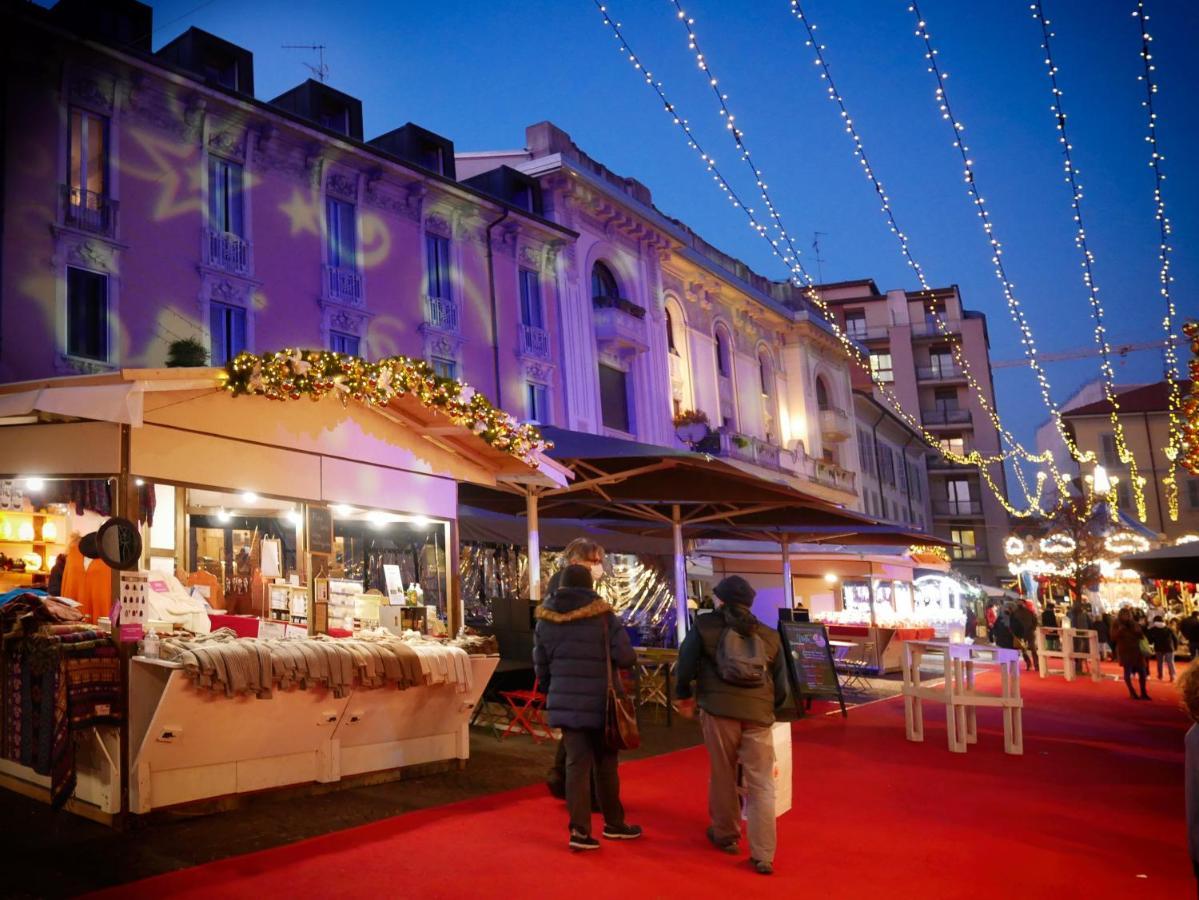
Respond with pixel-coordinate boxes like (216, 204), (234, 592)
(535, 589), (613, 623)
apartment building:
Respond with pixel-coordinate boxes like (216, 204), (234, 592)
(816, 280), (1009, 580)
(460, 123), (861, 507)
(853, 389), (933, 533)
(1062, 379), (1199, 540)
(1, 0), (574, 431)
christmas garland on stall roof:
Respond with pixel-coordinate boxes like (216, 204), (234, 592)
(1184, 321), (1199, 476)
(220, 349), (551, 465)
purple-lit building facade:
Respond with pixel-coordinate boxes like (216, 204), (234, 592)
(1, 1), (954, 536)
(1, 1), (573, 430)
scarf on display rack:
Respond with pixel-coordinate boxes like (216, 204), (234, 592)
(1, 593), (122, 809)
(40, 479), (157, 527)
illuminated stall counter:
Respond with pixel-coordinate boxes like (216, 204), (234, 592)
(128, 653), (498, 813)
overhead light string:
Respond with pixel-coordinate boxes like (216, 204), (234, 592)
(1030, 0), (1148, 522)
(592, 1), (1052, 516)
(1133, 0), (1184, 521)
(906, 3), (1098, 480)
(660, 0), (1053, 514)
(783, 0), (1059, 508)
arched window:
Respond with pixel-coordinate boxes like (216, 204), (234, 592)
(758, 350), (772, 395)
(591, 261), (620, 300)
(665, 307), (677, 353)
(715, 327), (731, 378)
(815, 376), (830, 411)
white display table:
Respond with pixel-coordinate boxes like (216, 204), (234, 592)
(129, 654), (498, 813)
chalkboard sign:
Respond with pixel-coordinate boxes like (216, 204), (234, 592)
(306, 505), (333, 555)
(778, 621), (846, 718)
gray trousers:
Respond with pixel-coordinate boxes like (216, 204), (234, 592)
(700, 711), (777, 864)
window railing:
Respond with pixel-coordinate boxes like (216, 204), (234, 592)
(424, 295), (459, 333)
(934, 500), (983, 516)
(325, 265), (363, 305)
(518, 323), (550, 359)
(62, 185), (117, 237)
(592, 294), (647, 320)
(923, 408), (972, 425)
(911, 320), (960, 338)
(206, 228), (250, 275)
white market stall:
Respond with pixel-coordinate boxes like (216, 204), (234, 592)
(0, 359), (568, 821)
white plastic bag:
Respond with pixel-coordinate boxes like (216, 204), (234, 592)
(771, 720), (793, 817)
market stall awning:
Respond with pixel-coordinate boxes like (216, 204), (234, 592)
(0, 369), (569, 491)
(457, 506), (675, 556)
(460, 426), (870, 528)
(1120, 543), (1199, 581)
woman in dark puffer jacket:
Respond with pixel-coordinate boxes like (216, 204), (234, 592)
(533, 564), (641, 851)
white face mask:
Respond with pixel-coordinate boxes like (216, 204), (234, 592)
(589, 562), (605, 582)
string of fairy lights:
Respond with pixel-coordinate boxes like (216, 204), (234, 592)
(1133, 0), (1185, 522)
(903, 3), (1156, 519)
(782, 0), (1060, 507)
(593, 0), (1055, 517)
(1029, 0), (1148, 523)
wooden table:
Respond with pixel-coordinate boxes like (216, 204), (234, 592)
(1035, 627), (1102, 682)
(902, 640), (1023, 755)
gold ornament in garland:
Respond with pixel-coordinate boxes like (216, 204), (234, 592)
(219, 349), (551, 465)
(1182, 321), (1199, 476)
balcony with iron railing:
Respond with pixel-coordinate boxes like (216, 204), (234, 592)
(933, 499), (984, 517)
(325, 265), (363, 306)
(922, 407), (972, 427)
(424, 295), (459, 333)
(205, 227), (251, 275)
(518, 322), (550, 359)
(916, 363), (966, 383)
(910, 320), (961, 339)
(593, 295), (648, 355)
(689, 430), (857, 497)
(61, 185), (118, 237)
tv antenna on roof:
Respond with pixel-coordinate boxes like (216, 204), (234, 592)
(282, 44), (328, 82)
(812, 232), (828, 284)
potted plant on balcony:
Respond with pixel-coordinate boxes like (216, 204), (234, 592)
(731, 434), (751, 449)
(673, 409), (710, 447)
(165, 338), (209, 368)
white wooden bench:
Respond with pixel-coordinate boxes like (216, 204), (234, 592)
(1035, 627), (1102, 683)
(902, 640), (1023, 755)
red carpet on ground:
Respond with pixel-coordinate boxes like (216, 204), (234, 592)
(93, 664), (1192, 900)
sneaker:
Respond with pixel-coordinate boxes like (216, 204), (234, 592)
(750, 858), (774, 875)
(707, 826), (739, 855)
(569, 832), (600, 851)
(602, 823), (643, 841)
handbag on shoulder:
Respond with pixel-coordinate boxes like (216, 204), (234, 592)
(603, 617), (640, 751)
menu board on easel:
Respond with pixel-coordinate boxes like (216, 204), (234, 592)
(777, 620), (847, 718)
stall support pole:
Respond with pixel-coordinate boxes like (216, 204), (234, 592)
(781, 536), (793, 610)
(114, 424), (136, 829)
(526, 492), (541, 603)
(673, 505), (687, 646)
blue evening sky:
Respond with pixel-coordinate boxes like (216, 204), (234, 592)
(57, 0), (1199, 500)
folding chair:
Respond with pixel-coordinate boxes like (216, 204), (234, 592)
(838, 642), (875, 693)
(498, 677), (553, 742)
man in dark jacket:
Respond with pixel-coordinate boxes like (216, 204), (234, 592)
(1010, 602), (1038, 672)
(533, 564), (640, 851)
(676, 576), (787, 876)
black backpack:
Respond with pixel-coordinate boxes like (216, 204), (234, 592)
(715, 626), (768, 687)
